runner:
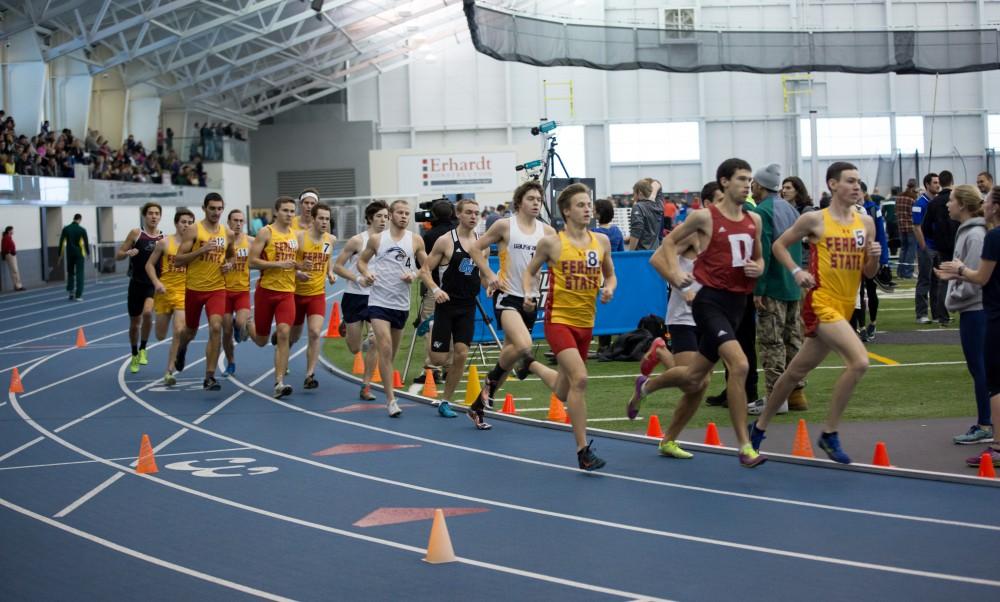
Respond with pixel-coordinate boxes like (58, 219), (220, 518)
(289, 202), (337, 389)
(333, 201), (389, 401)
(174, 193), (235, 391)
(475, 181), (556, 406)
(145, 207), (195, 386)
(513, 183), (615, 469)
(749, 161), (882, 463)
(626, 158), (767, 468)
(221, 209), (253, 377)
(292, 188), (318, 232)
(629, 181), (722, 459)
(418, 198), (501, 419)
(247, 196), (300, 398)
(356, 199), (430, 417)
(115, 202), (163, 374)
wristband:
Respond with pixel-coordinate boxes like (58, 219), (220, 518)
(432, 287), (442, 296)
(792, 267), (803, 276)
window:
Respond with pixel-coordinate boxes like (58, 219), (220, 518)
(609, 122), (700, 163)
(661, 8), (695, 41)
(556, 125), (586, 178)
(895, 116), (924, 154)
(799, 116), (922, 157)
(988, 115), (1000, 149)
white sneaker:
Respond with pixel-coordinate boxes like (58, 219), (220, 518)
(917, 316), (932, 324)
(387, 400), (401, 417)
(747, 398), (788, 415)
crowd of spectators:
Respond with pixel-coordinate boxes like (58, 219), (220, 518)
(191, 122), (245, 161)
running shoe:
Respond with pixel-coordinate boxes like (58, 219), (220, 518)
(705, 390), (727, 407)
(273, 382), (292, 399)
(68, 294), (74, 301)
(233, 324), (247, 343)
(467, 407), (492, 430)
(163, 371), (176, 387)
(818, 431), (851, 464)
(437, 401), (457, 418)
(513, 356), (534, 381)
(658, 440), (693, 459)
(916, 316), (932, 324)
(577, 440), (606, 471)
(174, 344), (188, 373)
(954, 425), (995, 445)
(223, 362), (236, 377)
(304, 374), (319, 389)
(966, 446), (1000, 467)
(359, 385), (375, 401)
(864, 323), (877, 342)
(640, 338), (666, 377)
(748, 421), (767, 452)
(738, 444), (767, 468)
(626, 375), (647, 420)
(129, 354), (140, 373)
(387, 399), (402, 418)
(203, 376), (221, 391)
(747, 398), (787, 416)
(138, 349), (148, 365)
(74, 296), (83, 302)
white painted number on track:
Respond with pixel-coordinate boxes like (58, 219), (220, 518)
(164, 457), (278, 478)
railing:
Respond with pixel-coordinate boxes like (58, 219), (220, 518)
(173, 136), (249, 165)
(0, 173), (221, 206)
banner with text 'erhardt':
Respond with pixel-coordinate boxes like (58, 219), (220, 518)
(398, 152), (516, 195)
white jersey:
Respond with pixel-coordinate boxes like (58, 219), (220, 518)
(344, 231), (370, 296)
(368, 230), (415, 311)
(499, 216), (544, 298)
(666, 255), (700, 327)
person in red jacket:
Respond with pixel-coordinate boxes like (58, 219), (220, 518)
(1, 226), (25, 291)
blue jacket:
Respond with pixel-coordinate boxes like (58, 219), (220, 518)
(863, 199), (890, 265)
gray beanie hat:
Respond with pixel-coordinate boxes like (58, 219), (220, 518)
(754, 163), (782, 192)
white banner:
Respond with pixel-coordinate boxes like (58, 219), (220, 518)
(397, 152), (517, 194)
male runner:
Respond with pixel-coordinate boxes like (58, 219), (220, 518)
(292, 188), (318, 232)
(333, 200), (389, 401)
(476, 181), (556, 406)
(289, 202), (337, 389)
(418, 199), (500, 420)
(356, 199), (430, 417)
(749, 162), (881, 463)
(248, 197), (300, 398)
(627, 158), (767, 467)
(146, 208), (195, 385)
(116, 202), (163, 373)
(174, 193), (235, 391)
(221, 208), (253, 376)
(515, 183), (616, 470)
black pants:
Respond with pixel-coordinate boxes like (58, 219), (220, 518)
(715, 295), (758, 401)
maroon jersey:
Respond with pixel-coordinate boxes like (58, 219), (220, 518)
(692, 204), (758, 294)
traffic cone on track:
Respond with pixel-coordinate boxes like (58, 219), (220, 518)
(9, 367), (24, 393)
(75, 327), (87, 348)
(371, 363), (382, 384)
(978, 453), (997, 479)
(392, 370), (403, 389)
(704, 422), (722, 446)
(351, 352), (364, 375)
(547, 393), (567, 422)
(324, 302), (342, 338)
(136, 434), (158, 474)
(791, 419), (814, 458)
(423, 509), (456, 564)
(463, 365), (481, 406)
(872, 441), (891, 467)
(500, 394), (516, 415)
(646, 415), (663, 438)
(421, 369), (439, 398)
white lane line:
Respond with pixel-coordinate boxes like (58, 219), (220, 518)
(0, 314), (120, 351)
(0, 279), (127, 308)
(0, 300), (125, 335)
(54, 473), (125, 518)
(0, 447), (252, 471)
(0, 290), (126, 323)
(0, 497), (296, 602)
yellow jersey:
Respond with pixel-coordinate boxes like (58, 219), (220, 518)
(224, 234), (251, 292)
(291, 216), (311, 232)
(296, 231), (333, 297)
(160, 235), (187, 292)
(186, 221), (229, 292)
(545, 232), (604, 328)
(258, 225), (298, 292)
(811, 208), (867, 301)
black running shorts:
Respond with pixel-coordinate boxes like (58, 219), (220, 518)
(691, 286), (748, 364)
(430, 302), (477, 353)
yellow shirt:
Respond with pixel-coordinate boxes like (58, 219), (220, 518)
(545, 232), (604, 328)
(295, 231), (333, 297)
(160, 235), (187, 292)
(224, 234), (251, 292)
(811, 208), (866, 302)
(291, 216), (312, 232)
(186, 221), (228, 292)
(258, 226), (298, 292)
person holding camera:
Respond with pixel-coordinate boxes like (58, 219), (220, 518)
(415, 199), (459, 383)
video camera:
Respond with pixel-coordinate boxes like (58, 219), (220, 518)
(415, 196), (452, 223)
(530, 120), (557, 136)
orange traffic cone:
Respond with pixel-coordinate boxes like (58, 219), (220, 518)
(423, 509), (456, 564)
(872, 441), (891, 467)
(978, 453), (996, 478)
(421, 369), (439, 398)
(463, 365), (481, 406)
(704, 422), (722, 446)
(136, 434), (158, 474)
(371, 363), (382, 384)
(9, 367), (24, 393)
(563, 409), (572, 424)
(75, 327), (87, 348)
(324, 302), (342, 338)
(500, 393), (516, 414)
(392, 370), (403, 389)
(351, 352), (364, 375)
(646, 415), (663, 438)
(791, 419), (814, 458)
(547, 393), (567, 422)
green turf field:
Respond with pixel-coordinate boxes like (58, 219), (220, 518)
(323, 280), (975, 433)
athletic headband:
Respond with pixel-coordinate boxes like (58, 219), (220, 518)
(300, 192), (319, 202)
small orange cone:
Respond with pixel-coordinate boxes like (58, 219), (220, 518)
(978, 453), (996, 478)
(421, 369), (439, 398)
(646, 415), (663, 438)
(500, 393), (516, 414)
(704, 422), (722, 446)
(9, 367), (24, 393)
(872, 441), (891, 467)
(423, 508), (456, 564)
(324, 302), (342, 338)
(547, 393), (567, 422)
(136, 434), (158, 474)
(351, 352), (364, 375)
(371, 363), (382, 384)
(75, 327), (87, 348)
(791, 419), (814, 458)
(392, 370), (403, 389)
(563, 409), (572, 424)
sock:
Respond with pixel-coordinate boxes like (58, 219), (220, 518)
(140, 339), (148, 350)
(131, 344), (138, 356)
(487, 364), (505, 383)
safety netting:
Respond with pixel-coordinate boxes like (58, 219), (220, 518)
(464, 1), (1000, 75)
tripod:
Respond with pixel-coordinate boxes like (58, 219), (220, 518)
(539, 135), (570, 226)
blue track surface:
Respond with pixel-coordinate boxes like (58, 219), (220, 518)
(2, 277), (1000, 601)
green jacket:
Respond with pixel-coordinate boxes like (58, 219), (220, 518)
(60, 222), (89, 258)
(752, 196), (802, 301)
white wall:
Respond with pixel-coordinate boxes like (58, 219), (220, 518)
(112, 206), (143, 242)
(1, 206), (42, 249)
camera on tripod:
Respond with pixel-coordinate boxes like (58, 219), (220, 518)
(531, 120), (557, 136)
(415, 196), (452, 223)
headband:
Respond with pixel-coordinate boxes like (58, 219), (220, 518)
(300, 192), (319, 202)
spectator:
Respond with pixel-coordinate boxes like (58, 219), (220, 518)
(165, 127), (174, 151)
(914, 172), (947, 324)
(592, 198), (624, 251)
(977, 171), (993, 200)
(1, 225), (25, 291)
(485, 203), (504, 229)
(924, 169), (958, 324)
(627, 178), (662, 250)
(896, 179), (918, 278)
(662, 195), (678, 233)
(59, 213), (89, 301)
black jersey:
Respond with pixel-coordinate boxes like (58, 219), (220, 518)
(129, 230), (163, 284)
(438, 229), (480, 306)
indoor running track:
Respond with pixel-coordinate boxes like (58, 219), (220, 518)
(2, 277), (999, 601)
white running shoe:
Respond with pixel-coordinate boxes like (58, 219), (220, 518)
(387, 399), (401, 417)
(747, 398), (787, 416)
